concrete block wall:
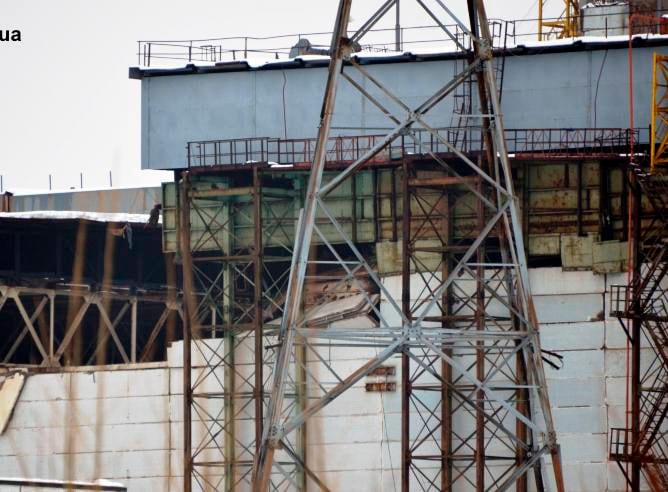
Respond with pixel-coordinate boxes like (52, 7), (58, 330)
(0, 267), (648, 491)
(0, 365), (175, 491)
(379, 268), (650, 492)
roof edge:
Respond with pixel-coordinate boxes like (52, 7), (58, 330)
(129, 36), (668, 80)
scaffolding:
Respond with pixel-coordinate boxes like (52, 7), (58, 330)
(177, 167), (300, 490)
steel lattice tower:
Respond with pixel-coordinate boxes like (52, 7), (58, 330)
(253, 1), (566, 491)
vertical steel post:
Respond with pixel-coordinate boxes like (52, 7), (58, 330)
(516, 349), (529, 492)
(254, 2), (353, 488)
(395, 0), (401, 51)
(179, 173), (194, 492)
(48, 292), (55, 366)
(222, 180), (236, 491)
(391, 167), (399, 242)
(210, 305), (216, 339)
(475, 175), (485, 492)
(477, 2), (565, 490)
(577, 161), (583, 236)
(295, 337), (307, 491)
(441, 177), (454, 492)
(631, 173), (642, 491)
(538, 1), (544, 41)
(130, 298), (137, 363)
(223, 330), (236, 491)
(253, 165), (264, 456)
(400, 147), (411, 492)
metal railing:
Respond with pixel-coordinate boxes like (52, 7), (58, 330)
(137, 20), (510, 68)
(186, 128), (644, 168)
(610, 427), (632, 459)
(136, 10), (668, 69)
(187, 135), (394, 167)
(609, 283), (668, 320)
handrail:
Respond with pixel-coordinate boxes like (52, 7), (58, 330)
(186, 128), (645, 168)
(136, 10), (668, 68)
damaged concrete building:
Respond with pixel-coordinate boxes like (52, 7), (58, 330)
(1, 1), (668, 491)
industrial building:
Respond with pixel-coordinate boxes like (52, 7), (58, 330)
(0, 1), (667, 491)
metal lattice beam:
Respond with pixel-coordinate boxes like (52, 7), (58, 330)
(253, 1), (565, 491)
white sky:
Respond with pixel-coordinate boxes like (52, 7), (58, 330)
(0, 0), (558, 193)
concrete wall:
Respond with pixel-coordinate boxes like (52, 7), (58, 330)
(0, 267), (649, 491)
(139, 43), (667, 170)
(377, 267), (649, 492)
(0, 363), (174, 490)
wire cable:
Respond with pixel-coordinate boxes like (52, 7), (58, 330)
(593, 49), (609, 129)
(282, 71), (288, 140)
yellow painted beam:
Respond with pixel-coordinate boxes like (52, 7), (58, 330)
(538, 1), (580, 41)
(651, 53), (668, 171)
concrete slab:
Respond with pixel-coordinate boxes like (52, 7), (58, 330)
(547, 378), (605, 407)
(540, 321), (604, 351)
(545, 350), (604, 380)
(553, 406), (607, 434)
(529, 267), (605, 295)
(20, 373), (70, 402)
(534, 293), (604, 323)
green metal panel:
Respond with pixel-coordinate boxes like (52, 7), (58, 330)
(164, 170), (378, 254)
(162, 182), (178, 253)
(593, 240), (628, 273)
(162, 159), (626, 258)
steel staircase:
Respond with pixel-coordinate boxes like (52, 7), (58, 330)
(610, 171), (668, 491)
(635, 173), (668, 491)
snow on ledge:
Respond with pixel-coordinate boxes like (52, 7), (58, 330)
(8, 185), (160, 197)
(0, 211), (156, 224)
(141, 32), (668, 71)
(0, 477), (125, 490)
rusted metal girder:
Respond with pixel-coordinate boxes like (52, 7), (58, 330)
(0, 284), (181, 368)
(178, 165), (300, 490)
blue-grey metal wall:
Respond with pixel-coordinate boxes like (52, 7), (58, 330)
(136, 41), (668, 170)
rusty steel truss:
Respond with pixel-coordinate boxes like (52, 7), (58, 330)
(250, 1), (565, 491)
(178, 167), (302, 490)
(0, 284), (181, 367)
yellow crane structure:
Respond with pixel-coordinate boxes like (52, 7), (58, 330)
(651, 53), (668, 171)
(538, 0), (581, 40)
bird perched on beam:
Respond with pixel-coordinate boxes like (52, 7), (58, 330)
(147, 203), (162, 227)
